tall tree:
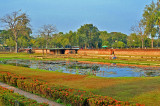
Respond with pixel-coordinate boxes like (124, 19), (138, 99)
(38, 24), (57, 49)
(131, 21), (147, 48)
(77, 24), (99, 49)
(142, 1), (157, 48)
(156, 0), (160, 47)
(0, 10), (31, 53)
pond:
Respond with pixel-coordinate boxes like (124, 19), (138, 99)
(0, 59), (160, 77)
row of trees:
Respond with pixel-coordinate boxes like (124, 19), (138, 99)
(0, 1), (160, 53)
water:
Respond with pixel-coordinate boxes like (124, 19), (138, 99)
(1, 59), (160, 77)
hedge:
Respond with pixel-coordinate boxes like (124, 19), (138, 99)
(0, 72), (144, 106)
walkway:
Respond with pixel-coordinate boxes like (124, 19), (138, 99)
(0, 82), (63, 106)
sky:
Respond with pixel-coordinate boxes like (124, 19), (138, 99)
(0, 0), (157, 35)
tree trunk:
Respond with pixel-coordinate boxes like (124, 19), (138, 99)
(46, 42), (48, 49)
(14, 31), (18, 53)
(157, 37), (159, 48)
(158, 29), (160, 48)
(141, 40), (144, 49)
(46, 42), (48, 55)
(10, 47), (12, 52)
(151, 38), (154, 48)
(42, 47), (44, 55)
(15, 36), (18, 53)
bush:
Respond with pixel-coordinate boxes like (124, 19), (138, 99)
(0, 71), (143, 106)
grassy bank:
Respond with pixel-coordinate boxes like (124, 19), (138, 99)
(0, 53), (160, 66)
(0, 64), (160, 105)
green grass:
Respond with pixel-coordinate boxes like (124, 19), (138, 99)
(130, 90), (160, 106)
(92, 77), (160, 101)
(0, 64), (160, 105)
(1, 53), (160, 105)
(1, 53), (160, 66)
(77, 58), (160, 66)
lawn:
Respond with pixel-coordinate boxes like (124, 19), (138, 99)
(0, 64), (160, 105)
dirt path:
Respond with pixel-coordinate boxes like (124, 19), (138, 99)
(0, 82), (63, 106)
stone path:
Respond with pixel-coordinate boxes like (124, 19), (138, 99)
(0, 82), (63, 106)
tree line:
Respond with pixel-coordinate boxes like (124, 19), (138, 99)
(0, 1), (160, 53)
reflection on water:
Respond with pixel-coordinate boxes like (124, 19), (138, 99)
(0, 59), (160, 77)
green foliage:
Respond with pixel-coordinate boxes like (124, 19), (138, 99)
(18, 36), (30, 48)
(77, 24), (100, 49)
(6, 38), (15, 47)
(127, 33), (141, 48)
(34, 37), (46, 48)
(0, 11), (32, 52)
(112, 41), (125, 48)
(56, 98), (62, 103)
(142, 1), (160, 48)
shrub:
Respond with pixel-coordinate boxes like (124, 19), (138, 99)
(0, 71), (143, 106)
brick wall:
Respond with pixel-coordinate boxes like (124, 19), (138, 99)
(78, 49), (112, 55)
(78, 49), (160, 56)
(114, 49), (160, 56)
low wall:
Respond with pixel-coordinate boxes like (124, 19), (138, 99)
(78, 49), (113, 55)
(33, 49), (50, 54)
(114, 49), (160, 56)
(78, 49), (160, 56)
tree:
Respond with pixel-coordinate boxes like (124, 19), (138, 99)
(5, 38), (15, 52)
(127, 33), (141, 48)
(38, 24), (57, 49)
(156, 0), (160, 47)
(18, 36), (30, 48)
(117, 41), (125, 48)
(50, 33), (62, 48)
(131, 21), (147, 48)
(77, 24), (99, 49)
(0, 30), (11, 46)
(142, 1), (157, 48)
(138, 21), (147, 48)
(0, 10), (31, 53)
(64, 31), (79, 47)
(99, 31), (112, 48)
(78, 34), (88, 49)
(34, 37), (46, 48)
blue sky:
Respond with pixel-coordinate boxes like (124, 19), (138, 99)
(0, 0), (157, 35)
